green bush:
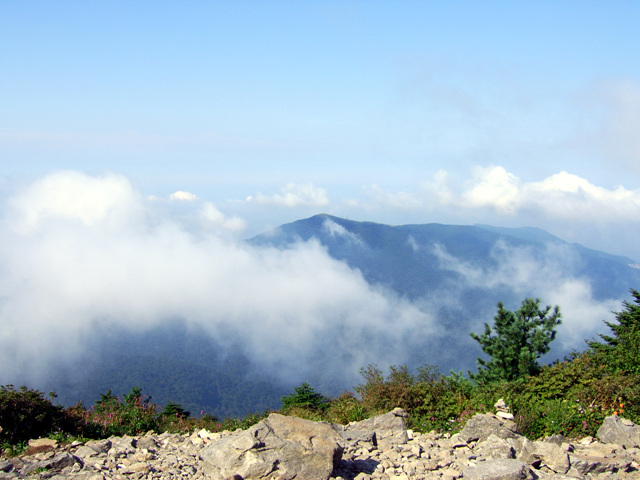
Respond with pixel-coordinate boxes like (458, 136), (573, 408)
(161, 401), (190, 419)
(0, 385), (63, 446)
(325, 391), (366, 424)
(68, 387), (160, 438)
(411, 371), (478, 433)
(356, 364), (422, 414)
(220, 410), (270, 431)
(494, 352), (640, 439)
(281, 382), (329, 412)
(588, 288), (640, 375)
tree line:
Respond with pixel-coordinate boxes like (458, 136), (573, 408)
(2, 289), (640, 454)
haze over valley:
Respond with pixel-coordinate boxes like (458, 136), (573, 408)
(0, 174), (637, 416)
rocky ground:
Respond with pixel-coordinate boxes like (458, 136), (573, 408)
(2, 406), (640, 480)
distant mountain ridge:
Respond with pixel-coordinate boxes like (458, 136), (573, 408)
(475, 223), (637, 267)
(250, 214), (639, 302)
(40, 215), (640, 418)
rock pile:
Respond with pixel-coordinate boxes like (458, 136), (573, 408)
(493, 398), (515, 421)
(332, 411), (640, 480)
(1, 411), (639, 480)
(200, 413), (343, 480)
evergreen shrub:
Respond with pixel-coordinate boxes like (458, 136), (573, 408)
(0, 385), (63, 446)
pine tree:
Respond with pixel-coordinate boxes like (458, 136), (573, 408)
(587, 289), (640, 375)
(281, 382), (328, 411)
(470, 298), (562, 383)
(162, 401), (190, 418)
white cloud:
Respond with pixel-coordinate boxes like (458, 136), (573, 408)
(429, 239), (622, 352)
(0, 172), (433, 388)
(1, 170), (633, 391)
(322, 218), (364, 245)
(461, 166), (521, 213)
(523, 171), (640, 220)
(170, 190), (198, 201)
(7, 171), (142, 232)
(151, 190), (245, 234)
(423, 169), (455, 205)
(199, 202), (246, 232)
(247, 183), (330, 207)
(361, 166), (640, 223)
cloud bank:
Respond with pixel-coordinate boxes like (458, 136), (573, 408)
(375, 165), (640, 220)
(454, 166), (640, 220)
(0, 170), (630, 394)
(353, 165), (640, 259)
(0, 172), (431, 388)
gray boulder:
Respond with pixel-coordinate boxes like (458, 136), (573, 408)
(21, 452), (79, 475)
(0, 460), (12, 473)
(344, 407), (409, 450)
(543, 434), (570, 446)
(458, 413), (521, 443)
(332, 426), (377, 450)
(475, 434), (516, 460)
(199, 413), (343, 480)
(568, 451), (632, 476)
(597, 415), (640, 448)
(462, 458), (533, 480)
(518, 438), (570, 474)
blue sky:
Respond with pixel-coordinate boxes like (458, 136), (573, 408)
(3, 2), (640, 256)
(2, 1), (640, 387)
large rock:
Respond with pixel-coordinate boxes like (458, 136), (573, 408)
(518, 438), (570, 474)
(199, 413), (343, 480)
(568, 451), (632, 476)
(458, 413), (521, 443)
(597, 415), (640, 448)
(343, 407), (409, 450)
(475, 434), (516, 460)
(21, 452), (79, 475)
(462, 458), (533, 480)
(332, 427), (377, 450)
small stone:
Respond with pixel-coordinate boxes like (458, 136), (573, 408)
(496, 411), (515, 420)
(129, 462), (151, 474)
(28, 438), (58, 449)
(494, 399), (508, 411)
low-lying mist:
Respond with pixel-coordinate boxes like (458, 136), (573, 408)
(0, 172), (435, 395)
(0, 172), (628, 413)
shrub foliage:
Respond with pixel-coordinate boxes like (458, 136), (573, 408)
(281, 382), (329, 413)
(0, 385), (62, 445)
(2, 293), (640, 451)
(587, 288), (640, 375)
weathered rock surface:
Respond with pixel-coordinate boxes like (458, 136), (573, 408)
(519, 439), (570, 474)
(1, 413), (639, 480)
(199, 413), (343, 480)
(462, 458), (532, 480)
(597, 415), (640, 448)
(341, 408), (409, 451)
(457, 413), (521, 443)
